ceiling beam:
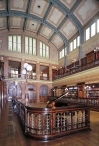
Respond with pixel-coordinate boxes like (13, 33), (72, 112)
(6, 0), (10, 31)
(50, 0), (82, 30)
(37, 2), (53, 35)
(23, 0), (32, 31)
(1, 10), (67, 46)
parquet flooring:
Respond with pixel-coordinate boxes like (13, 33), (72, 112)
(0, 101), (99, 146)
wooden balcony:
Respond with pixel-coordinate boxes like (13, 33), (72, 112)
(12, 97), (90, 141)
(53, 60), (99, 80)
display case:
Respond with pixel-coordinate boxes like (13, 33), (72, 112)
(86, 84), (99, 98)
(66, 86), (78, 98)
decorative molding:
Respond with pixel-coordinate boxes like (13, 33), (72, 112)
(0, 50), (58, 65)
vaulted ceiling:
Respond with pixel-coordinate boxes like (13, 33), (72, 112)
(0, 0), (99, 49)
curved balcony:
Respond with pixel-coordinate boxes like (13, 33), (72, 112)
(12, 97), (90, 141)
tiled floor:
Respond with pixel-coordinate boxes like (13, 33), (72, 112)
(0, 101), (99, 146)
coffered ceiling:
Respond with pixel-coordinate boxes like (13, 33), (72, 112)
(0, 0), (99, 49)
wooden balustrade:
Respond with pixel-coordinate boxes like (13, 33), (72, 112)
(53, 60), (99, 80)
(52, 97), (99, 111)
(12, 97), (90, 141)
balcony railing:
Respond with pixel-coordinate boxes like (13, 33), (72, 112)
(40, 76), (49, 80)
(53, 60), (99, 80)
(8, 73), (36, 80)
(12, 97), (90, 141)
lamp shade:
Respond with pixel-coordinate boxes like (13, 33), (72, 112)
(26, 64), (32, 71)
(22, 69), (26, 75)
(24, 63), (28, 69)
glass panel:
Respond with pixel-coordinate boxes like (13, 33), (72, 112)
(25, 37), (28, 45)
(29, 37), (32, 47)
(13, 43), (16, 51)
(70, 42), (73, 51)
(25, 45), (28, 54)
(13, 36), (16, 43)
(40, 48), (42, 56)
(40, 42), (42, 49)
(74, 39), (76, 49)
(8, 36), (12, 42)
(33, 49), (36, 55)
(43, 49), (45, 57)
(46, 46), (49, 58)
(33, 39), (36, 55)
(62, 49), (64, 57)
(13, 36), (16, 51)
(97, 19), (99, 33)
(91, 23), (95, 37)
(86, 27), (90, 41)
(29, 37), (32, 54)
(17, 36), (21, 43)
(17, 44), (21, 52)
(29, 46), (32, 54)
(43, 44), (45, 57)
(8, 36), (12, 50)
(77, 36), (80, 46)
(8, 42), (12, 51)
(33, 39), (36, 47)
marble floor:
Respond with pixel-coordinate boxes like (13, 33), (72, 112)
(0, 101), (99, 146)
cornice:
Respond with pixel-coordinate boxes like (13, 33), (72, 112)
(0, 50), (58, 65)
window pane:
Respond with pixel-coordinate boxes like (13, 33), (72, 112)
(97, 19), (99, 33)
(40, 48), (42, 56)
(13, 43), (16, 51)
(62, 49), (64, 57)
(13, 36), (16, 43)
(91, 23), (95, 37)
(70, 42), (73, 51)
(8, 36), (12, 50)
(33, 39), (36, 55)
(8, 36), (12, 42)
(33, 39), (36, 47)
(40, 42), (42, 49)
(17, 36), (21, 43)
(33, 48), (36, 55)
(29, 46), (32, 54)
(29, 38), (32, 54)
(60, 51), (61, 59)
(43, 44), (45, 57)
(8, 42), (12, 50)
(29, 37), (32, 47)
(25, 37), (28, 45)
(25, 46), (28, 54)
(74, 39), (76, 49)
(86, 27), (90, 41)
(17, 44), (21, 52)
(77, 36), (80, 46)
(46, 46), (49, 58)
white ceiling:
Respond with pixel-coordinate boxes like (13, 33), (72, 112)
(0, 0), (99, 49)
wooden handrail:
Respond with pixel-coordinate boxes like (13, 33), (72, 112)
(12, 97), (90, 141)
(53, 60), (99, 80)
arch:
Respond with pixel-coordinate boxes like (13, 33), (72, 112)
(40, 84), (49, 96)
(8, 83), (22, 98)
(27, 84), (36, 100)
